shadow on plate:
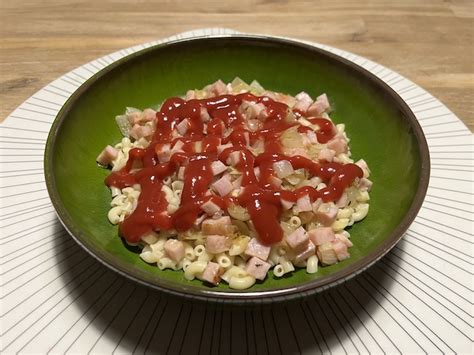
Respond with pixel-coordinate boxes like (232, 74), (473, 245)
(50, 220), (400, 354)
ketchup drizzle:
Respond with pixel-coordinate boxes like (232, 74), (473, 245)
(105, 93), (362, 244)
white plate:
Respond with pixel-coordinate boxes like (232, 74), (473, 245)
(0, 28), (472, 354)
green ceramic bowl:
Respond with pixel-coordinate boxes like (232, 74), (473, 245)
(45, 35), (430, 302)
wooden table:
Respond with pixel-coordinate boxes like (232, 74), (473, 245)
(1, 0), (472, 130)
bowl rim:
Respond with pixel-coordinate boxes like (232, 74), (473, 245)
(44, 34), (430, 302)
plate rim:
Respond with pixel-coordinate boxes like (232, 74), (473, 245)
(44, 33), (431, 302)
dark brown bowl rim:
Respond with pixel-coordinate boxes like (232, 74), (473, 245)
(44, 34), (430, 303)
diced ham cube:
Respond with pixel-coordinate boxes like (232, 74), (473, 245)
(245, 238), (271, 261)
(294, 240), (316, 264)
(273, 160), (294, 179)
(130, 124), (153, 140)
(307, 93), (331, 116)
(202, 216), (233, 235)
(171, 140), (184, 155)
(96, 145), (118, 166)
(336, 192), (348, 208)
(308, 227), (335, 246)
(281, 199), (294, 210)
(254, 167), (261, 179)
(326, 138), (347, 155)
(201, 199), (222, 216)
(296, 195), (312, 212)
(200, 107), (211, 122)
(317, 243), (338, 265)
(240, 101), (268, 121)
(164, 239), (185, 262)
(194, 213), (207, 226)
(200, 262), (223, 285)
(217, 143), (233, 154)
(177, 166), (185, 180)
(359, 177), (373, 191)
(211, 160), (227, 176)
(318, 148), (336, 162)
(315, 203), (338, 226)
(293, 92), (313, 113)
(142, 108), (156, 121)
(245, 257), (271, 280)
(332, 239), (350, 261)
(306, 131), (318, 144)
(335, 233), (353, 247)
(286, 226), (309, 251)
(205, 234), (230, 254)
(227, 151), (241, 166)
(176, 118), (189, 135)
(209, 80), (227, 96)
(155, 143), (171, 163)
(211, 175), (233, 197)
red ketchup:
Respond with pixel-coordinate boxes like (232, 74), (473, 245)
(105, 93), (363, 245)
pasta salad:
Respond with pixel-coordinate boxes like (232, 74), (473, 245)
(96, 78), (372, 290)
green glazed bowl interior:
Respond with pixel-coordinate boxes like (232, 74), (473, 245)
(45, 35), (430, 301)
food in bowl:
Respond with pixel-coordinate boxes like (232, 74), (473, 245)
(96, 78), (372, 289)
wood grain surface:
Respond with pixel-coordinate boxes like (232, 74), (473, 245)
(1, 0), (472, 130)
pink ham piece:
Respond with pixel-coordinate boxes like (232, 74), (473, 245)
(200, 107), (211, 122)
(96, 145), (118, 166)
(326, 137), (347, 155)
(177, 167), (185, 180)
(201, 199), (222, 216)
(296, 194), (312, 212)
(200, 262), (223, 285)
(317, 242), (338, 265)
(176, 118), (189, 135)
(359, 177), (373, 191)
(245, 238), (271, 261)
(293, 92), (313, 113)
(142, 108), (156, 121)
(335, 233), (353, 247)
(208, 80), (227, 96)
(211, 161), (227, 176)
(315, 203), (338, 226)
(202, 216), (233, 235)
(281, 199), (294, 210)
(307, 93), (331, 116)
(205, 234), (230, 254)
(294, 240), (316, 264)
(318, 148), (336, 162)
(308, 227), (335, 246)
(240, 101), (268, 121)
(245, 257), (271, 280)
(164, 239), (185, 262)
(155, 143), (171, 163)
(306, 131), (318, 144)
(130, 124), (153, 140)
(171, 140), (184, 155)
(127, 111), (143, 125)
(227, 151), (241, 166)
(217, 143), (233, 154)
(286, 226), (309, 251)
(211, 175), (233, 197)
(332, 239), (350, 261)
(336, 192), (348, 208)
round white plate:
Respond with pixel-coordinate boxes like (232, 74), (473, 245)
(1, 28), (472, 354)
